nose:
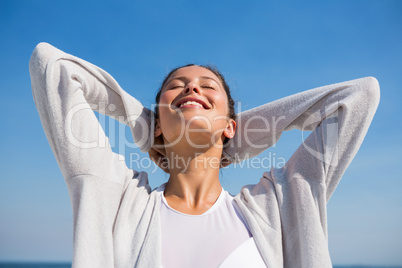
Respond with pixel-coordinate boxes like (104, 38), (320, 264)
(184, 82), (201, 95)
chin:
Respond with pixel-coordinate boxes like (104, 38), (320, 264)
(163, 129), (223, 151)
(184, 132), (215, 149)
(161, 114), (226, 149)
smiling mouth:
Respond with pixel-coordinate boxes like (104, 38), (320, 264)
(173, 98), (210, 110)
(177, 101), (204, 109)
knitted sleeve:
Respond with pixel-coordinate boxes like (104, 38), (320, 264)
(224, 77), (380, 199)
(29, 42), (154, 266)
(30, 42), (153, 181)
(232, 78), (380, 267)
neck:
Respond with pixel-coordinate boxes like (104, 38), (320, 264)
(163, 144), (224, 215)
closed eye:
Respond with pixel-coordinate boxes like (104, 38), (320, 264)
(201, 85), (215, 89)
(169, 85), (184, 90)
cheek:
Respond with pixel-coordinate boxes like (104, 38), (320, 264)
(158, 91), (180, 122)
(211, 92), (229, 115)
(157, 92), (180, 137)
(158, 92), (174, 110)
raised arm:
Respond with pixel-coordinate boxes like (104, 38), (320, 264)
(30, 42), (153, 181)
(30, 43), (155, 266)
(224, 77), (380, 197)
(230, 78), (380, 267)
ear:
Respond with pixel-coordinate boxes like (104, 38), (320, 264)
(155, 118), (162, 137)
(223, 119), (236, 139)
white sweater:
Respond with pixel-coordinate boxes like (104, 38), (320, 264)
(29, 42), (380, 268)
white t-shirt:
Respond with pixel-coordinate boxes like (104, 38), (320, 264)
(157, 184), (266, 268)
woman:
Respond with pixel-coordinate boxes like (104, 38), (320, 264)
(30, 42), (380, 267)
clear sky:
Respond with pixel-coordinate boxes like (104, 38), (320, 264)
(0, 0), (401, 265)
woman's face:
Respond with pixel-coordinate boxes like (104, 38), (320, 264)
(156, 65), (235, 149)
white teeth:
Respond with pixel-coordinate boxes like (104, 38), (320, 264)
(179, 101), (204, 108)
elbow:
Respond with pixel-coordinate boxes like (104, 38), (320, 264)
(30, 43), (52, 99)
(29, 42), (55, 78)
(29, 42), (65, 97)
(29, 42), (65, 79)
(353, 76), (380, 110)
(363, 76), (381, 108)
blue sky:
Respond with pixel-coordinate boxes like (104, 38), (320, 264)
(0, 0), (401, 265)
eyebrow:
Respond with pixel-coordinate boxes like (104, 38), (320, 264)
(166, 76), (221, 86)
